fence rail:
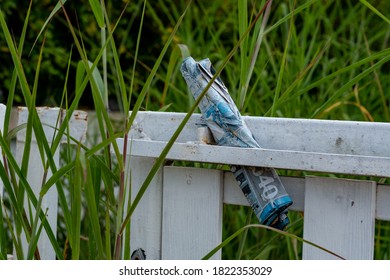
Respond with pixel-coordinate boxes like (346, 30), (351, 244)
(1, 107), (390, 260)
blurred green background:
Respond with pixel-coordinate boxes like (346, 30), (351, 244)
(1, 0), (388, 121)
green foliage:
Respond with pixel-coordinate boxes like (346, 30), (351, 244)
(0, 0), (389, 260)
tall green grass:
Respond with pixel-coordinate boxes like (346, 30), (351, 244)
(0, 0), (389, 260)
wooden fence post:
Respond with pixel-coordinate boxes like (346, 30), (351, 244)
(162, 166), (223, 260)
(126, 156), (163, 260)
(16, 107), (87, 260)
(302, 176), (376, 259)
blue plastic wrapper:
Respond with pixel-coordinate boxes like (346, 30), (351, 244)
(180, 57), (293, 230)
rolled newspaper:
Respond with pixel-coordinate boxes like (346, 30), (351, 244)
(180, 57), (293, 229)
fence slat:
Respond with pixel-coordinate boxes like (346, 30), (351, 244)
(16, 108), (61, 260)
(16, 107), (87, 260)
(302, 176), (376, 259)
(127, 156), (163, 260)
(162, 166), (223, 260)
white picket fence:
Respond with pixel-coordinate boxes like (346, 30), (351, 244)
(0, 105), (88, 260)
(1, 106), (390, 259)
(118, 111), (390, 260)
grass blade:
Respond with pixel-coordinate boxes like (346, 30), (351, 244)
(311, 54), (390, 118)
(264, 0), (318, 36)
(0, 192), (6, 258)
(64, 147), (84, 259)
(270, 1), (294, 117)
(360, 0), (390, 24)
(0, 131), (63, 259)
(84, 159), (105, 259)
(126, 1), (189, 131)
(27, 198), (44, 260)
(202, 224), (345, 260)
(29, 0), (68, 55)
(120, 0), (273, 236)
(240, 0), (271, 110)
(270, 48), (390, 113)
(89, 0), (105, 28)
(4, 0), (32, 139)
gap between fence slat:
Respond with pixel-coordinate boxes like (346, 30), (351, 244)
(376, 184), (390, 221)
(224, 172), (390, 221)
(223, 172), (305, 212)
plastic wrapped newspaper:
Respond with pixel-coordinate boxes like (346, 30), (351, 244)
(180, 57), (293, 230)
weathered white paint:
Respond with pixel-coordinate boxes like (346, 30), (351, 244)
(127, 111), (390, 157)
(118, 111), (390, 260)
(17, 107), (88, 143)
(119, 112), (390, 177)
(126, 156), (163, 260)
(162, 166), (223, 260)
(119, 138), (390, 177)
(303, 176), (376, 260)
(16, 107), (87, 260)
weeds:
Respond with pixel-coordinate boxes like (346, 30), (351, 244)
(0, 0), (389, 259)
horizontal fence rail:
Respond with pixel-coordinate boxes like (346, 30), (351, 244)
(123, 139), (390, 177)
(119, 111), (390, 177)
